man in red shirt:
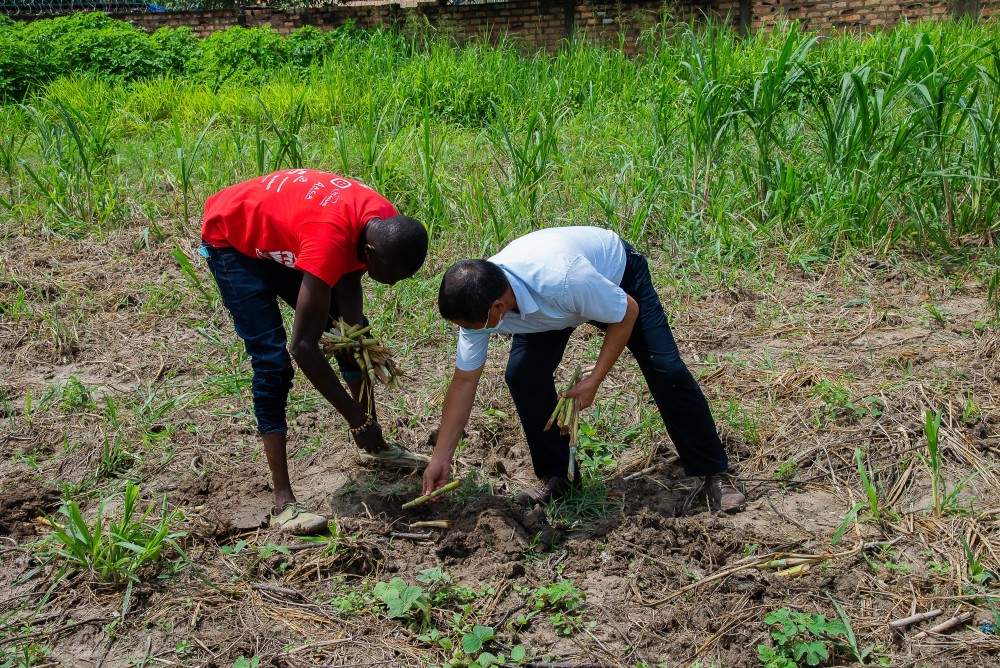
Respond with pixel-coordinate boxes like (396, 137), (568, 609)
(202, 169), (429, 534)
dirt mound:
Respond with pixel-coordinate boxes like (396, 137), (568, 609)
(0, 473), (60, 540)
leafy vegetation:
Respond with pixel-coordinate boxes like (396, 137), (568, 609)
(38, 482), (186, 584)
(0, 15), (998, 258)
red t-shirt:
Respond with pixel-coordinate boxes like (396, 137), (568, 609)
(202, 169), (397, 287)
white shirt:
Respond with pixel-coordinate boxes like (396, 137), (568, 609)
(455, 226), (628, 371)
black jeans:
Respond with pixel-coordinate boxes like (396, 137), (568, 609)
(202, 244), (363, 435)
(504, 243), (729, 480)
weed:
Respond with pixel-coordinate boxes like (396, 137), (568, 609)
(372, 577), (430, 628)
(961, 535), (997, 592)
(451, 469), (493, 506)
(758, 608), (846, 667)
(811, 380), (881, 425)
(528, 580), (593, 636)
(232, 657), (261, 668)
(826, 593), (879, 665)
(545, 479), (621, 529)
(171, 241), (219, 310)
(576, 421), (628, 477)
(39, 482), (187, 584)
(774, 460), (797, 481)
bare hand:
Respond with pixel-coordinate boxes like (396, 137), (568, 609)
(561, 375), (600, 410)
(422, 454), (452, 496)
(353, 422), (387, 452)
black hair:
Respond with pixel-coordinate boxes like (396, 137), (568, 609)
(370, 215), (428, 272)
(438, 259), (508, 323)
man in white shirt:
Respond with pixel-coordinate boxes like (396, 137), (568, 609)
(423, 226), (745, 511)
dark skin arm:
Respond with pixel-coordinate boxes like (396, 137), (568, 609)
(332, 268), (378, 420)
(332, 268), (365, 328)
(290, 271), (385, 452)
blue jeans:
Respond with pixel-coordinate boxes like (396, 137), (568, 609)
(504, 242), (729, 480)
(202, 244), (363, 435)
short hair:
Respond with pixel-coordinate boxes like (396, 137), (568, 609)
(370, 215), (428, 272)
(438, 259), (508, 323)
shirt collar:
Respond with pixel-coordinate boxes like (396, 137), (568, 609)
(499, 267), (538, 320)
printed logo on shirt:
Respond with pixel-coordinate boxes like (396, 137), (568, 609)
(329, 177), (352, 189)
(305, 181), (325, 200)
(256, 249), (297, 268)
(319, 189), (341, 207)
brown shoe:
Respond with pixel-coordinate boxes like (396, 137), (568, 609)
(513, 476), (569, 509)
(705, 475), (746, 513)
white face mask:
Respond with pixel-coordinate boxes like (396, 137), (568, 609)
(476, 303), (503, 334)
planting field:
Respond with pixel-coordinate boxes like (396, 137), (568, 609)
(2, 12), (1000, 668)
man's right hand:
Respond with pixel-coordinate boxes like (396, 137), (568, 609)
(422, 454), (452, 495)
(353, 422), (387, 453)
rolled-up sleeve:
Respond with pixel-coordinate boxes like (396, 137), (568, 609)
(563, 256), (628, 324)
(455, 327), (490, 371)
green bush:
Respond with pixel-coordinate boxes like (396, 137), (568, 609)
(0, 15), (363, 98)
(187, 25), (289, 87)
(0, 13), (173, 97)
(26, 13), (162, 80)
(150, 26), (200, 75)
(0, 24), (36, 100)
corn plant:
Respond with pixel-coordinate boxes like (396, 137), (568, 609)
(253, 89), (308, 173)
(854, 448), (882, 522)
(832, 447), (893, 545)
(734, 27), (817, 221)
(413, 105), (448, 237)
(963, 47), (1000, 241)
(171, 112), (218, 232)
(19, 99), (124, 235)
(675, 20), (736, 210)
(488, 103), (564, 225)
(353, 103), (405, 190)
(40, 482), (186, 584)
(902, 33), (980, 245)
(922, 408), (945, 516)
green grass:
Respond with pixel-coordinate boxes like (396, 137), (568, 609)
(38, 482), (187, 584)
(0, 18), (997, 265)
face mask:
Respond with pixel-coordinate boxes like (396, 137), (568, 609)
(476, 304), (504, 335)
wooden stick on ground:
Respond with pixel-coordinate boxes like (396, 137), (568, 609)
(889, 609), (943, 630)
(912, 611), (974, 640)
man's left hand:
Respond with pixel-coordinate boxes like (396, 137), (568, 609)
(561, 375), (600, 410)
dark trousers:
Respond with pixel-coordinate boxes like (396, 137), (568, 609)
(202, 244), (362, 435)
(504, 244), (729, 480)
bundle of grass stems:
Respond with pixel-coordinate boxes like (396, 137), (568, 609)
(545, 365), (582, 482)
(319, 319), (404, 407)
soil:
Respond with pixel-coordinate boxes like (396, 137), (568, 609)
(1, 230), (999, 667)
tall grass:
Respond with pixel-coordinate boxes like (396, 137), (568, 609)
(0, 17), (998, 263)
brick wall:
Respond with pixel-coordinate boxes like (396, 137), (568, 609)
(104, 0), (999, 52)
(751, 1), (953, 32)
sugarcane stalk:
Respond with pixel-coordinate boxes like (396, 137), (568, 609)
(402, 480), (462, 509)
(410, 520), (451, 529)
(545, 396), (567, 431)
(321, 319), (407, 396)
(349, 324), (372, 339)
(568, 398), (579, 481)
